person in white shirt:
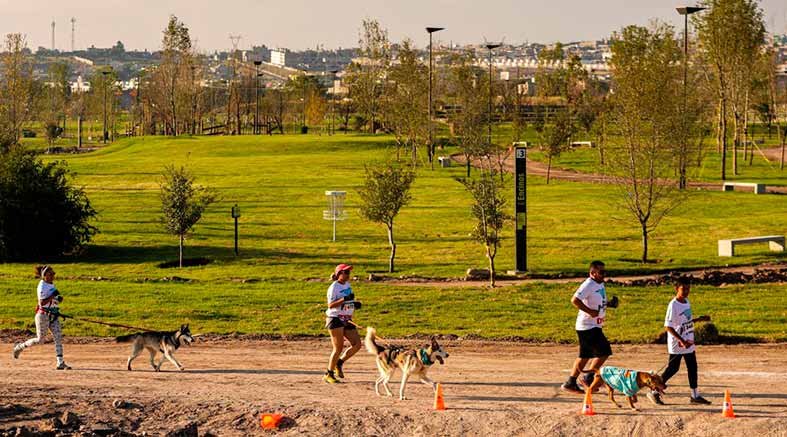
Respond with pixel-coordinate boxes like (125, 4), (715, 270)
(561, 260), (618, 394)
(323, 263), (362, 384)
(13, 265), (71, 370)
(648, 276), (711, 405)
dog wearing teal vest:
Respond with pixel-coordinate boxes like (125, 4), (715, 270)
(583, 366), (667, 411)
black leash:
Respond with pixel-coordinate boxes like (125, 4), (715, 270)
(44, 308), (154, 332)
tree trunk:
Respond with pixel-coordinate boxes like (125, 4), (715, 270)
(387, 225), (396, 273)
(640, 222), (648, 264)
(486, 245), (496, 287)
(179, 234), (184, 268)
(780, 125), (785, 171)
(546, 155), (552, 184)
(466, 155), (471, 177)
(720, 98), (728, 181)
(732, 112), (739, 176)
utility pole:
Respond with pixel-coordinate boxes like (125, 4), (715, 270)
(70, 18), (76, 52)
(102, 69), (111, 144)
(51, 20), (55, 51)
(426, 27), (445, 169)
(676, 6), (706, 190)
(254, 60), (261, 134)
(485, 43), (501, 146)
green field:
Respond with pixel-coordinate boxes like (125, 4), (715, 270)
(1, 133), (785, 340)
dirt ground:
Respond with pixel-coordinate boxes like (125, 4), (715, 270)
(1, 338), (786, 436)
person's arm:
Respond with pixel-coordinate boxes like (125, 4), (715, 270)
(665, 326), (692, 348)
(692, 315), (710, 323)
(328, 297), (346, 309)
(571, 295), (599, 318)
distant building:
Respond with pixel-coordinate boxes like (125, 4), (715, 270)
(70, 75), (90, 93)
(271, 49), (286, 66)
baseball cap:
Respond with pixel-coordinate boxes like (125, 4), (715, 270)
(334, 263), (353, 275)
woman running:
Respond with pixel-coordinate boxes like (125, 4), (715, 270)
(13, 265), (71, 370)
(323, 263), (362, 384)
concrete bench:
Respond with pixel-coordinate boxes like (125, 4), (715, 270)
(437, 156), (451, 168)
(722, 182), (766, 194)
(718, 235), (785, 257)
(570, 141), (595, 148)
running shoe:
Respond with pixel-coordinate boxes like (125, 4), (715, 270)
(56, 362), (72, 370)
(560, 380), (584, 394)
(12, 344), (22, 359)
(323, 371), (340, 384)
(578, 373), (600, 393)
(335, 360), (344, 379)
(647, 391), (665, 405)
(690, 396), (711, 405)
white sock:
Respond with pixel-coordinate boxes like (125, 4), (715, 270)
(691, 388), (699, 398)
(57, 356), (65, 365)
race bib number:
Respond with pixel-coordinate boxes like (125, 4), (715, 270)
(596, 317), (605, 326)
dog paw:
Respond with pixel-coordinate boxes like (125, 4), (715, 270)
(178, 367), (185, 372)
(630, 407), (640, 412)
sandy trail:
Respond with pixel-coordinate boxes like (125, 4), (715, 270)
(1, 339), (786, 436)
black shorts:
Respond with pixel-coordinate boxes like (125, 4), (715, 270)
(577, 327), (612, 359)
(325, 317), (356, 330)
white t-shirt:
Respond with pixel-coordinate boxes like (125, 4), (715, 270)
(665, 297), (695, 355)
(37, 280), (59, 311)
(325, 281), (354, 318)
(573, 277), (607, 331)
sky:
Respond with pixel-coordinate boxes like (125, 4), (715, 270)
(1, 0), (786, 52)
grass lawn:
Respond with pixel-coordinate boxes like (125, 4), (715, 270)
(1, 133), (785, 340)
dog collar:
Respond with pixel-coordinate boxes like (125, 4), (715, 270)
(419, 349), (433, 365)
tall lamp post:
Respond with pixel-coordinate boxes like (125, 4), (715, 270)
(254, 60), (262, 135)
(329, 69), (339, 136)
(485, 43), (501, 146)
(101, 69), (112, 144)
(426, 27), (445, 168)
(676, 6), (705, 190)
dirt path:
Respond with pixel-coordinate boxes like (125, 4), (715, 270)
(451, 152), (787, 193)
(1, 339), (785, 436)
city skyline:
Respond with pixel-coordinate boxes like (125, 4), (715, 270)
(2, 0), (786, 52)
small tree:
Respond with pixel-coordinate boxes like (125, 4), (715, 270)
(457, 174), (511, 286)
(160, 165), (216, 267)
(44, 121), (62, 153)
(534, 110), (574, 184)
(358, 163), (416, 273)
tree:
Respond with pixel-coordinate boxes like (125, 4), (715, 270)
(608, 23), (688, 263)
(345, 19), (390, 133)
(457, 174), (511, 287)
(534, 109), (573, 184)
(357, 163), (416, 272)
(160, 165), (217, 268)
(695, 0), (766, 179)
(381, 39), (428, 165)
(0, 147), (97, 261)
(44, 121), (62, 152)
(0, 33), (34, 148)
(447, 52), (487, 177)
(152, 15), (194, 136)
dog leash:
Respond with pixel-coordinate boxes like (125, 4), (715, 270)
(49, 309), (155, 332)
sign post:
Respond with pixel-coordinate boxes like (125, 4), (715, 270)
(513, 143), (528, 273)
(231, 204), (241, 256)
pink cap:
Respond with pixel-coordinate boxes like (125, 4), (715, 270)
(334, 264), (353, 275)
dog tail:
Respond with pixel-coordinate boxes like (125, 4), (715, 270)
(115, 333), (139, 343)
(364, 327), (383, 354)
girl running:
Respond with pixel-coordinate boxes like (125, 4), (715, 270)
(13, 265), (71, 370)
(323, 263), (362, 384)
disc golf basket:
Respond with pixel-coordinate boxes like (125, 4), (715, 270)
(323, 191), (348, 242)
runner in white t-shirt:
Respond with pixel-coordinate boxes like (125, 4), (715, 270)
(647, 276), (711, 406)
(323, 263), (363, 384)
(12, 265), (71, 370)
(561, 260), (619, 394)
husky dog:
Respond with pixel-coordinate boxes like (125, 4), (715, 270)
(364, 327), (449, 400)
(116, 324), (194, 371)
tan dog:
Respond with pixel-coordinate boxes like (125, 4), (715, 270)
(584, 366), (667, 410)
(364, 327), (449, 400)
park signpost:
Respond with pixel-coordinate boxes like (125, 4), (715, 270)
(513, 142), (528, 273)
(231, 204), (241, 256)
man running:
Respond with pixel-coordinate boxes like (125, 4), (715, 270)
(561, 260), (615, 393)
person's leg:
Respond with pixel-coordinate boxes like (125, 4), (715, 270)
(324, 326), (345, 383)
(562, 329), (591, 392)
(684, 352), (709, 403)
(50, 318), (67, 368)
(340, 327), (362, 362)
(15, 313), (48, 357)
(660, 354), (683, 384)
(570, 357), (591, 378)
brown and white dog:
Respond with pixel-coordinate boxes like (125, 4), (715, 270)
(364, 327), (449, 400)
(583, 366), (667, 410)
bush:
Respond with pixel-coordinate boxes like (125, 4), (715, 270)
(0, 147), (97, 260)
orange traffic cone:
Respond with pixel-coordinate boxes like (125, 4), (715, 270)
(580, 390), (596, 416)
(721, 390), (736, 418)
(260, 413), (284, 430)
(434, 383), (446, 411)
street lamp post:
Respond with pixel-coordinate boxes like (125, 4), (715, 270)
(676, 6), (705, 190)
(254, 60), (262, 135)
(329, 69), (339, 136)
(485, 43), (501, 147)
(426, 27), (445, 169)
(101, 69), (111, 144)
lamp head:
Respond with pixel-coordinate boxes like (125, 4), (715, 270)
(426, 27), (445, 34)
(676, 6), (706, 15)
